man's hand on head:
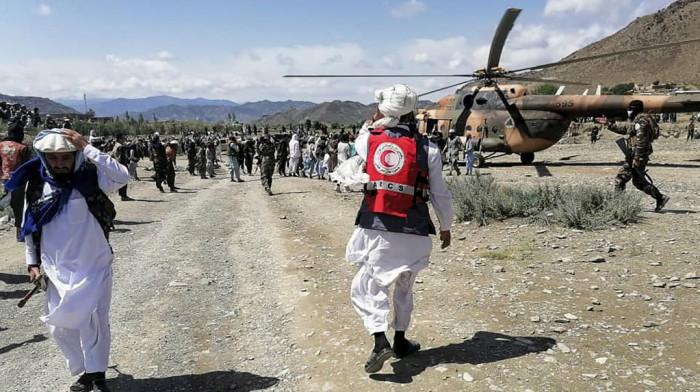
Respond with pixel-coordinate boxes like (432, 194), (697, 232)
(60, 129), (88, 150)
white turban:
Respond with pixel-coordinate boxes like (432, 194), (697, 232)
(373, 84), (417, 128)
(34, 129), (77, 153)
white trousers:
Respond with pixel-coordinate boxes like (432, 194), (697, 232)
(45, 277), (112, 376)
(289, 157), (300, 173)
(351, 265), (419, 334)
(127, 162), (138, 179)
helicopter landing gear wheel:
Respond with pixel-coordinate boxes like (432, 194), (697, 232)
(520, 152), (535, 165)
(473, 153), (485, 168)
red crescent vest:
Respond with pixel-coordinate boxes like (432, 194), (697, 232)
(0, 141), (27, 180)
(365, 129), (426, 217)
(355, 127), (435, 236)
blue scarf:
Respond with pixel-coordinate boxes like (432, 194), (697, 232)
(5, 157), (98, 241)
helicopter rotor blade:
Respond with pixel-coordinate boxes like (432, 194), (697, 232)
(283, 74), (476, 78)
(509, 37), (700, 73)
(503, 75), (589, 86)
(492, 84), (531, 137)
(418, 80), (476, 97)
(486, 8), (522, 70)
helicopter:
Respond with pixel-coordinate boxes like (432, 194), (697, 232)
(285, 8), (700, 167)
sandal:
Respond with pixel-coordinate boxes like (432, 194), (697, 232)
(364, 347), (394, 373)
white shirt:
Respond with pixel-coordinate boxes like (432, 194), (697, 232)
(337, 142), (350, 165)
(25, 145), (130, 329)
(289, 135), (301, 158)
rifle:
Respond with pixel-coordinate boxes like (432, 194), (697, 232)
(17, 273), (46, 308)
(615, 138), (654, 185)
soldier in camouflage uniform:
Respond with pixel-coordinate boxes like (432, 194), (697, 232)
(257, 129), (276, 195)
(197, 140), (208, 179)
(442, 129), (463, 176)
(149, 133), (168, 192)
(604, 102), (669, 212)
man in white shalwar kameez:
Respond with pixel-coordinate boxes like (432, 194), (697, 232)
(288, 134), (301, 176)
(344, 84), (453, 373)
(7, 128), (129, 392)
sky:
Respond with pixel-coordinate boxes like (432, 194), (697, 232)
(0, 0), (675, 104)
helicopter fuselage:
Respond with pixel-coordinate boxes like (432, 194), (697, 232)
(417, 84), (700, 156)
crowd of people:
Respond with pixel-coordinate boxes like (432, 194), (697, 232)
(6, 83), (700, 390)
(0, 101), (42, 129)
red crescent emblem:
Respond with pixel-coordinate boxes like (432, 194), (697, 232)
(380, 150), (393, 167)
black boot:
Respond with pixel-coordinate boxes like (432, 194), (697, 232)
(655, 195), (670, 212)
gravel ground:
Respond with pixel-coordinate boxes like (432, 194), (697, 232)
(1, 133), (699, 392)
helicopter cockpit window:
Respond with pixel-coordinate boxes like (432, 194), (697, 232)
(505, 118), (514, 127)
(475, 97), (488, 105)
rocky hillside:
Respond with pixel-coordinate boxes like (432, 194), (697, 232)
(258, 100), (374, 126)
(0, 93), (78, 115)
(538, 0), (700, 90)
(259, 99), (435, 126)
(140, 99), (315, 123)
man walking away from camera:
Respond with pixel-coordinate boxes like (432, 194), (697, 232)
(165, 140), (178, 192)
(346, 84), (453, 373)
(257, 129), (276, 195)
(110, 134), (133, 201)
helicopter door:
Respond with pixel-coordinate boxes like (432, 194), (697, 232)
(426, 118), (439, 134)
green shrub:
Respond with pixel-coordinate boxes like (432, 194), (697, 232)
(447, 174), (643, 230)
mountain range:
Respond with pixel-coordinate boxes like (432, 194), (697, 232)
(139, 100), (316, 123)
(257, 100), (435, 126)
(57, 95), (240, 117)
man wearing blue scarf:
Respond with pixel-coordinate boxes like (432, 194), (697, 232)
(6, 128), (129, 392)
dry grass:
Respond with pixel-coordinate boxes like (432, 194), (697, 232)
(447, 173), (643, 230)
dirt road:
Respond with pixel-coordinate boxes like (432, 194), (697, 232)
(1, 135), (699, 392)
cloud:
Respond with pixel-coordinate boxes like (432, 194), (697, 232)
(630, 0), (676, 19)
(544, 0), (631, 16)
(36, 4), (51, 16)
(155, 50), (175, 61)
(500, 23), (613, 70)
(390, 0), (427, 19)
(0, 0), (681, 105)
